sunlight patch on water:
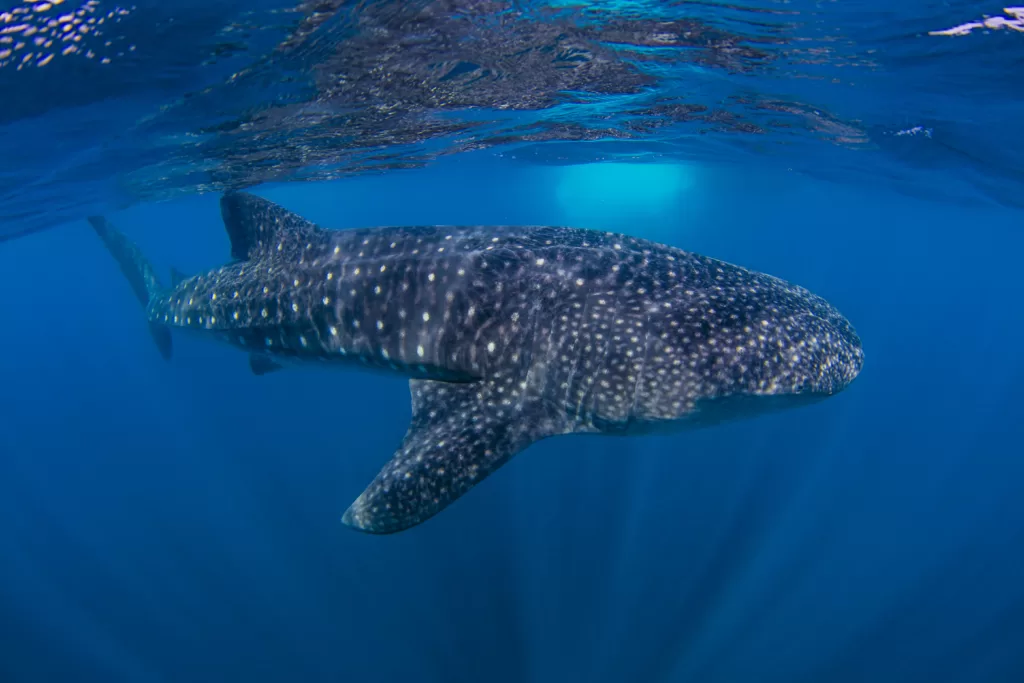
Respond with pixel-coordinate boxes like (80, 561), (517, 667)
(555, 162), (699, 236)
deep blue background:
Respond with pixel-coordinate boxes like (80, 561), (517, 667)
(1, 157), (1023, 682)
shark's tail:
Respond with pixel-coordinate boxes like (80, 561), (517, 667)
(88, 215), (173, 361)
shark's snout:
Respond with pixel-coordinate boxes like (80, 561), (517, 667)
(802, 304), (864, 397)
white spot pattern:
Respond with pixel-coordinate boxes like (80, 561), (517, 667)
(128, 192), (862, 535)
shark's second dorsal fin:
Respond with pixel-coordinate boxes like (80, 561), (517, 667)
(219, 192), (323, 261)
(169, 266), (188, 288)
(341, 378), (567, 534)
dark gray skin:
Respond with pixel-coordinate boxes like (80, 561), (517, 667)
(90, 192), (863, 534)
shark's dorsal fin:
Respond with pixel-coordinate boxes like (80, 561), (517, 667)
(341, 378), (567, 534)
(219, 192), (323, 261)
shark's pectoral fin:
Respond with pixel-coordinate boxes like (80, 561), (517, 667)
(342, 378), (565, 534)
(249, 353), (284, 376)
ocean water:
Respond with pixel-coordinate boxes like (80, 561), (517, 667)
(2, 2), (1023, 682)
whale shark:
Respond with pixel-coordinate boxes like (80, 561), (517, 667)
(90, 192), (864, 534)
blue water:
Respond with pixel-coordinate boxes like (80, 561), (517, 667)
(2, 0), (1023, 240)
(3, 1), (1024, 681)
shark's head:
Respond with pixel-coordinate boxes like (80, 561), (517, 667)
(680, 278), (864, 427)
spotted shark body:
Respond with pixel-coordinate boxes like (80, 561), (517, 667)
(90, 192), (863, 534)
